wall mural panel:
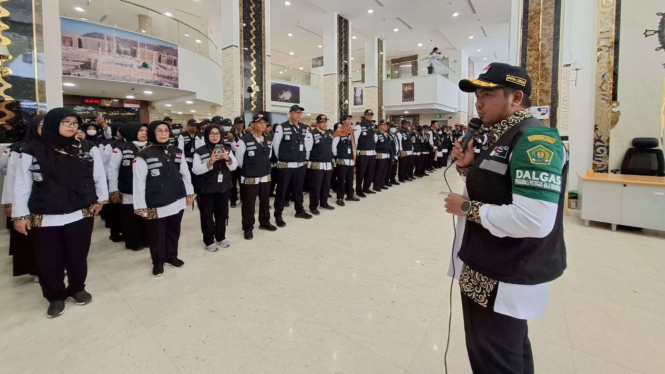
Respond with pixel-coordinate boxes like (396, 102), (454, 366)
(241, 0), (265, 114)
(337, 15), (349, 118)
(378, 38), (384, 120)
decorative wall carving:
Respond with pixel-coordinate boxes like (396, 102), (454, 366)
(240, 0), (265, 113)
(221, 45), (242, 119)
(337, 15), (349, 118)
(378, 39), (384, 120)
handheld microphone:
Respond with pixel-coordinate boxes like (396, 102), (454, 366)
(460, 118), (483, 151)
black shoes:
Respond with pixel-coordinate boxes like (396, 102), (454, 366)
(259, 223), (277, 231)
(381, 186), (389, 190)
(165, 258), (185, 268)
(276, 218), (286, 227)
(357, 192), (367, 198)
(153, 263), (164, 277)
(346, 196), (360, 202)
(67, 290), (92, 306)
(244, 230), (253, 240)
(392, 180), (401, 185)
(295, 211), (313, 219)
(310, 209), (321, 216)
(230, 202), (237, 208)
(398, 179), (406, 183)
(320, 204), (335, 210)
(372, 188), (382, 193)
(336, 199), (345, 206)
(47, 300), (65, 318)
(365, 190), (376, 194)
(109, 235), (123, 243)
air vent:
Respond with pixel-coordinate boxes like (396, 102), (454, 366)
(374, 0), (385, 7)
(481, 27), (488, 37)
(466, 0), (477, 14)
(396, 17), (413, 30)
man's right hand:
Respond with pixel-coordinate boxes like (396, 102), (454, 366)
(14, 219), (31, 235)
(453, 138), (475, 167)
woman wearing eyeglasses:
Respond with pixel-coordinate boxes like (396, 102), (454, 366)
(12, 108), (109, 318)
(133, 121), (194, 277)
(191, 125), (237, 252)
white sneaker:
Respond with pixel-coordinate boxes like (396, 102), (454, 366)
(205, 244), (219, 252)
(215, 239), (230, 248)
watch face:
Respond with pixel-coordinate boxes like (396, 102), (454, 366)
(462, 201), (472, 213)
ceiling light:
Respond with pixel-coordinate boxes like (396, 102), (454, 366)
(452, 12), (459, 17)
(141, 30), (146, 34)
(143, 91), (152, 94)
(352, 36), (357, 39)
(417, 43), (423, 47)
(242, 23), (246, 27)
(177, 111), (183, 114)
(289, 52), (294, 55)
(165, 104), (172, 107)
(469, 35), (474, 39)
(279, 71), (283, 74)
(81, 18), (87, 21)
(126, 95), (134, 99)
(306, 113), (311, 116)
(483, 57), (487, 60)
(190, 110), (196, 113)
(164, 12), (173, 17)
(184, 33), (189, 37)
(75, 7), (85, 12)
(367, 9), (373, 14)
(63, 82), (75, 87)
(195, 39), (202, 43)
(299, 67), (303, 70)
(404, 111), (409, 114)
(393, 28), (399, 32)
(288, 33), (293, 37)
(185, 100), (193, 104)
(477, 49), (481, 52)
(284, 1), (291, 5)
(351, 57), (354, 60)
(318, 45), (322, 48)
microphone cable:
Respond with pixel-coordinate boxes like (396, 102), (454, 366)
(442, 159), (458, 374)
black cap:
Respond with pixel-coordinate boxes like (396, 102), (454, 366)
(163, 116), (173, 122)
(389, 122), (397, 128)
(289, 105), (305, 112)
(233, 116), (244, 124)
(200, 119), (211, 125)
(400, 119), (409, 125)
(221, 118), (232, 127)
(211, 115), (224, 124)
(316, 114), (328, 122)
(251, 113), (267, 123)
(172, 123), (183, 129)
(341, 114), (353, 121)
(187, 119), (197, 126)
(364, 109), (374, 116)
(378, 119), (387, 125)
(459, 62), (532, 96)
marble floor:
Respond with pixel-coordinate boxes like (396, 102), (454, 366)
(0, 169), (663, 374)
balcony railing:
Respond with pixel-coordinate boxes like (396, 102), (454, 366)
(271, 64), (323, 89)
(386, 58), (455, 80)
(59, 0), (221, 65)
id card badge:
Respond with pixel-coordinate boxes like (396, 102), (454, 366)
(300, 144), (304, 151)
(443, 149), (449, 153)
(218, 174), (224, 183)
(347, 149), (352, 154)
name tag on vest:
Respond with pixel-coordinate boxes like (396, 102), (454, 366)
(479, 159), (508, 175)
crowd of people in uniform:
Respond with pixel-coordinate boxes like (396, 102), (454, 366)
(0, 104), (485, 318)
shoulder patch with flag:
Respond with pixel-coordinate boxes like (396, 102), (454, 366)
(510, 127), (564, 204)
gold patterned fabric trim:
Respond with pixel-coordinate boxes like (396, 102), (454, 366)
(467, 201), (484, 225)
(337, 159), (354, 166)
(30, 215), (43, 227)
(277, 161), (306, 169)
(97, 200), (108, 206)
(459, 264), (498, 308)
(456, 164), (471, 177)
(81, 207), (94, 218)
(358, 150), (373, 156)
(11, 215), (31, 222)
(1, 203), (10, 208)
(186, 194), (196, 199)
(483, 109), (533, 151)
(134, 208), (158, 220)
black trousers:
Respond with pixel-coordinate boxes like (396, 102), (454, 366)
(269, 166), (278, 196)
(32, 217), (94, 302)
(398, 156), (408, 181)
(335, 164), (355, 200)
(274, 166), (306, 217)
(197, 192), (229, 245)
(415, 154), (425, 176)
(356, 155), (376, 193)
(461, 293), (534, 374)
(308, 168), (332, 209)
(121, 203), (147, 250)
(241, 181), (271, 231)
(105, 203), (123, 238)
(441, 151), (450, 167)
(408, 155), (416, 179)
(9, 221), (38, 276)
(145, 210), (184, 265)
(230, 168), (243, 204)
(373, 158), (389, 189)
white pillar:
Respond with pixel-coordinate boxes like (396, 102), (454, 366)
(323, 12), (339, 122)
(508, 0), (522, 66)
(42, 0), (63, 108)
(363, 37), (379, 116)
(220, 0), (241, 118)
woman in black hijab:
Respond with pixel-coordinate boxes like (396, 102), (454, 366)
(1, 114), (44, 280)
(191, 125), (237, 251)
(107, 122), (149, 250)
(11, 108), (109, 318)
(133, 121), (194, 277)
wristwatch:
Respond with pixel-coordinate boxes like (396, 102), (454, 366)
(461, 200), (472, 215)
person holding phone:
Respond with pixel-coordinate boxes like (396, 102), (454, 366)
(133, 120), (194, 277)
(332, 114), (360, 206)
(192, 125), (237, 251)
(235, 113), (277, 240)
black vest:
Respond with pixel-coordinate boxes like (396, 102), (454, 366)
(441, 133), (451, 149)
(277, 122), (307, 162)
(412, 133), (421, 152)
(240, 133), (271, 177)
(432, 131), (443, 151)
(309, 128), (333, 162)
(421, 133), (432, 152)
(356, 121), (376, 151)
(336, 134), (354, 160)
(137, 146), (186, 208)
(399, 130), (413, 151)
(459, 118), (567, 285)
(193, 144), (233, 195)
(388, 133), (399, 158)
(116, 142), (140, 194)
(182, 132), (198, 158)
(375, 132), (391, 153)
(26, 141), (97, 215)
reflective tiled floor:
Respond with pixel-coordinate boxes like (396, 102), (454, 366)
(1, 170), (663, 373)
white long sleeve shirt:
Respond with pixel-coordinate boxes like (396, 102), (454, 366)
(132, 150), (194, 218)
(107, 145), (139, 204)
(1, 150), (19, 206)
(0, 148), (9, 175)
(353, 125), (379, 152)
(12, 147), (109, 227)
(191, 148), (238, 176)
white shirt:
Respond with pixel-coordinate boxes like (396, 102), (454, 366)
(1, 150), (19, 206)
(108, 143), (144, 204)
(235, 136), (272, 171)
(191, 147), (238, 176)
(132, 150), (194, 218)
(0, 148), (10, 175)
(12, 147), (109, 227)
(272, 123), (312, 165)
(353, 124), (379, 148)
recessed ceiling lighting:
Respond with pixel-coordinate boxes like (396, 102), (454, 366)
(452, 12), (459, 17)
(288, 33), (293, 37)
(126, 95), (135, 99)
(242, 23), (246, 27)
(469, 35), (474, 39)
(483, 57), (487, 60)
(185, 100), (193, 104)
(352, 36), (357, 39)
(279, 71), (283, 74)
(75, 7), (85, 12)
(177, 111), (183, 114)
(299, 67), (303, 70)
(404, 111), (409, 114)
(306, 113), (311, 116)
(351, 57), (354, 60)
(81, 18), (87, 21)
(477, 49), (481, 52)
(195, 39), (201, 43)
(164, 12), (172, 17)
(165, 104), (172, 107)
(289, 52), (294, 55)
(143, 91), (152, 94)
(318, 45), (322, 48)
(367, 9), (373, 14)
(63, 82), (75, 87)
(393, 28), (399, 32)
(184, 33), (189, 37)
(140, 29), (146, 34)
(284, 1), (291, 5)
(417, 43), (423, 47)
(190, 110), (196, 113)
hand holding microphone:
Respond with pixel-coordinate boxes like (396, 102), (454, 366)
(452, 118), (482, 167)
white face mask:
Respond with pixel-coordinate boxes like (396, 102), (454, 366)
(86, 129), (97, 136)
(223, 126), (232, 132)
(172, 129), (181, 135)
(390, 128), (397, 134)
(133, 141), (147, 147)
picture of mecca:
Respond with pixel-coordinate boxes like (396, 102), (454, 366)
(60, 18), (179, 88)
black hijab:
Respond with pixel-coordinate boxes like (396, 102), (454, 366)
(110, 122), (123, 138)
(119, 122), (145, 142)
(204, 125), (223, 149)
(147, 120), (170, 146)
(25, 114), (44, 142)
(42, 108), (81, 148)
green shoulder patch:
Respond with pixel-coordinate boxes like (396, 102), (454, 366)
(511, 127), (564, 204)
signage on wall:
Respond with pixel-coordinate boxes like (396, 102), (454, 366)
(124, 100), (141, 108)
(83, 98), (100, 105)
(435, 114), (442, 119)
(531, 106), (550, 120)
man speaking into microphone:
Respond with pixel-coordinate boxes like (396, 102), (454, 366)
(444, 63), (567, 373)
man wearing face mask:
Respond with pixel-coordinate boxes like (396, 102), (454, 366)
(386, 123), (401, 186)
(169, 124), (182, 147)
(272, 105), (313, 226)
(372, 120), (391, 192)
(354, 109), (379, 197)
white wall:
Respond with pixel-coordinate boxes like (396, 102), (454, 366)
(383, 75), (458, 113)
(178, 47), (223, 105)
(270, 79), (324, 114)
(43, 0), (63, 108)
